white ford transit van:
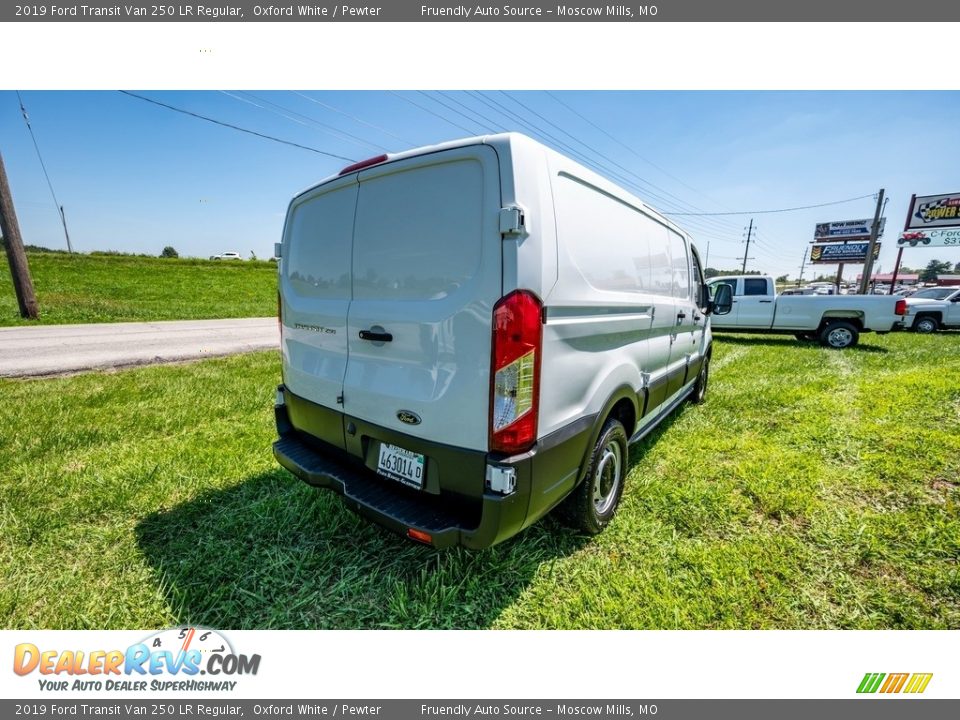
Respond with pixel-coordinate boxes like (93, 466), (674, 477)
(273, 133), (719, 548)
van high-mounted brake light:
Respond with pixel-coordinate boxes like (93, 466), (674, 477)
(338, 154), (388, 176)
(490, 290), (543, 455)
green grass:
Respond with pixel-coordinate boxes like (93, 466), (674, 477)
(0, 252), (277, 326)
(1, 331), (958, 629)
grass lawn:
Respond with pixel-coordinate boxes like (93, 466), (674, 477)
(0, 252), (276, 326)
(1, 331), (958, 629)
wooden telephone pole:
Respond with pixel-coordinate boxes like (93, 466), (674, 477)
(0, 151), (39, 319)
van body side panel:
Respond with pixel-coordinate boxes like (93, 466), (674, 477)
(343, 146), (501, 452)
(280, 175), (358, 450)
(542, 164), (680, 440)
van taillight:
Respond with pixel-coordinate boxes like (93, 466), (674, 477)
(277, 292), (282, 329)
(338, 154), (388, 176)
(490, 290), (543, 455)
(895, 299), (907, 316)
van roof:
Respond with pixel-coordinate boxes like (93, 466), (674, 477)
(292, 132), (693, 242)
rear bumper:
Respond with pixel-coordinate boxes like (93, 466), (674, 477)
(273, 388), (590, 549)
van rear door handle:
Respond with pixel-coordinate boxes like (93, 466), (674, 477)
(359, 330), (393, 342)
(759, 300), (773, 303)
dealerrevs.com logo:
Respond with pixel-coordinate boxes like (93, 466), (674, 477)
(13, 627), (261, 692)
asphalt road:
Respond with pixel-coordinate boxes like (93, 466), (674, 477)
(0, 318), (279, 378)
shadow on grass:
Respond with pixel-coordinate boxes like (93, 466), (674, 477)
(135, 469), (588, 629)
(713, 333), (889, 353)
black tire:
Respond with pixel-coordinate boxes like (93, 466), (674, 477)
(819, 320), (860, 349)
(690, 352), (710, 404)
(794, 332), (817, 342)
(913, 315), (939, 334)
(564, 418), (628, 535)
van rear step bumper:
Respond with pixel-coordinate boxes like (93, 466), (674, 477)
(273, 426), (531, 550)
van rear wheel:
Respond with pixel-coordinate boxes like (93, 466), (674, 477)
(564, 418), (628, 535)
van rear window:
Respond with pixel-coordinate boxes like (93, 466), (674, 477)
(352, 159), (484, 301)
(284, 182), (356, 299)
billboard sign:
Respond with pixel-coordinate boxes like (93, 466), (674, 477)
(906, 192), (960, 229)
(897, 228), (960, 248)
(809, 242), (881, 264)
(814, 218), (886, 241)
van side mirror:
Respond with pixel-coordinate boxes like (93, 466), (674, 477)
(711, 283), (734, 316)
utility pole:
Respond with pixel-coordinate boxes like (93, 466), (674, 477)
(741, 218), (754, 274)
(59, 205), (73, 254)
(889, 193), (914, 294)
(797, 247), (808, 287)
(858, 188), (885, 295)
(0, 151), (39, 319)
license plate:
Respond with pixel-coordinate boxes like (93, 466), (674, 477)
(376, 442), (425, 489)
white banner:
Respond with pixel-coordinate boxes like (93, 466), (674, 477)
(898, 228), (960, 248)
(2, 630), (957, 700)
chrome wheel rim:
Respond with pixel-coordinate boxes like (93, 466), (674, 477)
(593, 440), (622, 515)
(827, 327), (853, 348)
(698, 358), (709, 400)
(916, 319), (935, 333)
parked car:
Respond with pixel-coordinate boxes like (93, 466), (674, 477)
(210, 251), (243, 260)
(903, 286), (960, 333)
(706, 275), (906, 348)
(273, 133), (716, 548)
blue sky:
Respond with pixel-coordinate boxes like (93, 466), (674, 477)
(2, 90), (958, 278)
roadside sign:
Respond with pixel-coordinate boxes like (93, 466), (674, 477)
(810, 242), (881, 264)
(814, 218), (885, 241)
(906, 191), (960, 229)
(897, 228), (960, 248)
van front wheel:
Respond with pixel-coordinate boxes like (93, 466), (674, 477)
(691, 353), (710, 404)
(565, 418), (628, 535)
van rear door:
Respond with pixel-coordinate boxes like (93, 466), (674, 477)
(342, 145), (502, 453)
(280, 175), (357, 450)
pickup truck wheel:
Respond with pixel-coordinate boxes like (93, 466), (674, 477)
(819, 320), (859, 349)
(913, 316), (939, 334)
(690, 353), (710, 404)
(564, 418), (628, 535)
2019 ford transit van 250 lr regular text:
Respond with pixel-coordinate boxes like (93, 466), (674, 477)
(272, 133), (723, 549)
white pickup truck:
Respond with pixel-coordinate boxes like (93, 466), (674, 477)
(902, 286), (960, 333)
(707, 275), (906, 348)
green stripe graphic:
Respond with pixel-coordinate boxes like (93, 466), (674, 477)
(857, 673), (885, 693)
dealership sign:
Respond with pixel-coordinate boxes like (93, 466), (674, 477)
(897, 228), (960, 248)
(907, 191), (960, 229)
(810, 242), (881, 264)
(814, 218), (885, 241)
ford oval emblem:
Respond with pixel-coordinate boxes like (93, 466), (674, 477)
(397, 410), (421, 426)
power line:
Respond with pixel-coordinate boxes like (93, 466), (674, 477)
(226, 91), (388, 152)
(16, 91), (72, 252)
(291, 91), (417, 148)
(505, 91), (744, 236)
(545, 91), (738, 216)
(387, 91), (477, 136)
(468, 92), (745, 242)
(118, 91), (356, 162)
(662, 193), (875, 216)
